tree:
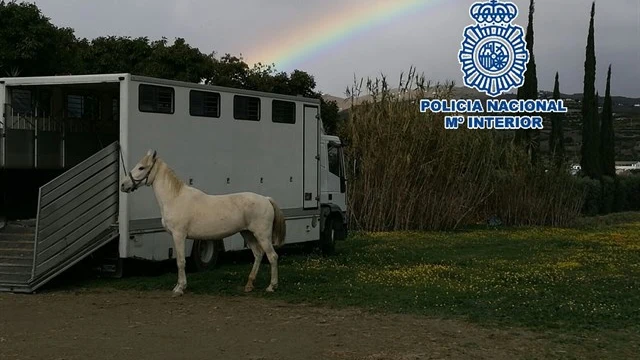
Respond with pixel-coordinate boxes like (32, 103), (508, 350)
(600, 64), (615, 177)
(80, 36), (215, 83)
(594, 89), (600, 172)
(580, 2), (600, 179)
(288, 69), (318, 98)
(0, 1), (340, 132)
(515, 0), (539, 164)
(549, 72), (565, 167)
(203, 53), (250, 88)
(79, 36), (154, 75)
(320, 98), (340, 135)
(142, 37), (213, 83)
(0, 1), (81, 76)
(244, 63), (291, 94)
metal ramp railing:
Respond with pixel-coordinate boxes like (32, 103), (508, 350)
(0, 141), (120, 293)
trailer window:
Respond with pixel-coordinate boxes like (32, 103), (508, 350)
(138, 84), (174, 114)
(234, 95), (260, 121)
(190, 90), (220, 118)
(272, 100), (296, 124)
(328, 145), (341, 177)
(66, 94), (99, 119)
(11, 89), (32, 114)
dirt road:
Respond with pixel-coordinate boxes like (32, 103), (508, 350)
(0, 289), (629, 360)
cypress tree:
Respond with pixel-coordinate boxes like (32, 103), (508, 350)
(600, 64), (615, 177)
(549, 72), (565, 168)
(515, 0), (539, 164)
(594, 90), (601, 168)
(580, 1), (599, 178)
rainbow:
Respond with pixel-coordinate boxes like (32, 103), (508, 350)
(249, 0), (451, 70)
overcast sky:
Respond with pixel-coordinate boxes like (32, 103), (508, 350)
(31, 0), (640, 97)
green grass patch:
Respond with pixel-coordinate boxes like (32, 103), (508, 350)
(570, 211), (640, 229)
(83, 220), (640, 335)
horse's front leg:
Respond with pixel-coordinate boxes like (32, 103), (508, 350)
(171, 232), (188, 297)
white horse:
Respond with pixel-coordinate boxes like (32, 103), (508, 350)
(120, 149), (286, 297)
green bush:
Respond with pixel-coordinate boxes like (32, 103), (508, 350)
(619, 175), (640, 212)
(577, 174), (640, 216)
(614, 177), (627, 212)
(600, 176), (616, 215)
(576, 177), (601, 216)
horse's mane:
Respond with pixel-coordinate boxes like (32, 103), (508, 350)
(156, 159), (185, 196)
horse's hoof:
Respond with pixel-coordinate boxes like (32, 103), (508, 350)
(172, 290), (184, 297)
(265, 285), (276, 292)
(244, 286), (254, 293)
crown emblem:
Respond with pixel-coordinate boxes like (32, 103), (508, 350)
(470, 0), (518, 25)
(457, 0), (529, 97)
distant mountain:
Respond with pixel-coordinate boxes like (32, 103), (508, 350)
(322, 87), (640, 161)
(321, 87), (640, 113)
(537, 91), (640, 114)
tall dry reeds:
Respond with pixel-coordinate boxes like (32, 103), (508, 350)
(339, 68), (584, 231)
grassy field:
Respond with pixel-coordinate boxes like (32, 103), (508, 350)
(80, 213), (640, 342)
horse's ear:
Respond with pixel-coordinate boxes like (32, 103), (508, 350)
(146, 149), (153, 156)
(152, 150), (157, 159)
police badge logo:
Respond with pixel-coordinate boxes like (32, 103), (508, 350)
(458, 0), (530, 98)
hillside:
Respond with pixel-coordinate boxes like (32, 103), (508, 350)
(323, 88), (640, 161)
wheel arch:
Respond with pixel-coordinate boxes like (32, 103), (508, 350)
(321, 203), (347, 240)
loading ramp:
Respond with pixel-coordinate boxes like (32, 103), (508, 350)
(0, 142), (120, 293)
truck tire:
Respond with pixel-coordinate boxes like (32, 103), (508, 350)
(187, 240), (222, 272)
(320, 216), (337, 255)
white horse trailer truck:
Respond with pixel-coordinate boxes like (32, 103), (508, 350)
(0, 73), (348, 293)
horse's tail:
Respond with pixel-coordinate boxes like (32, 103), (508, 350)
(268, 197), (286, 247)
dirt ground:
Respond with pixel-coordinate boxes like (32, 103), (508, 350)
(0, 289), (629, 360)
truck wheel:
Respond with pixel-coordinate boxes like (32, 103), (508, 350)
(187, 240), (222, 272)
(320, 216), (337, 255)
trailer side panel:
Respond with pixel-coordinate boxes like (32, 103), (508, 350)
(123, 79), (321, 260)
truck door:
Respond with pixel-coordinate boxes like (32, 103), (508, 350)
(303, 105), (319, 209)
(326, 141), (347, 209)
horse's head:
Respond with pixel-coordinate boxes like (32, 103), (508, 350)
(120, 149), (158, 193)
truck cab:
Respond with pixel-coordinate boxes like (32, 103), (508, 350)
(319, 133), (348, 254)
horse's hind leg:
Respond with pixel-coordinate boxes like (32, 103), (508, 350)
(241, 230), (263, 292)
(253, 230), (278, 292)
(263, 243), (279, 292)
